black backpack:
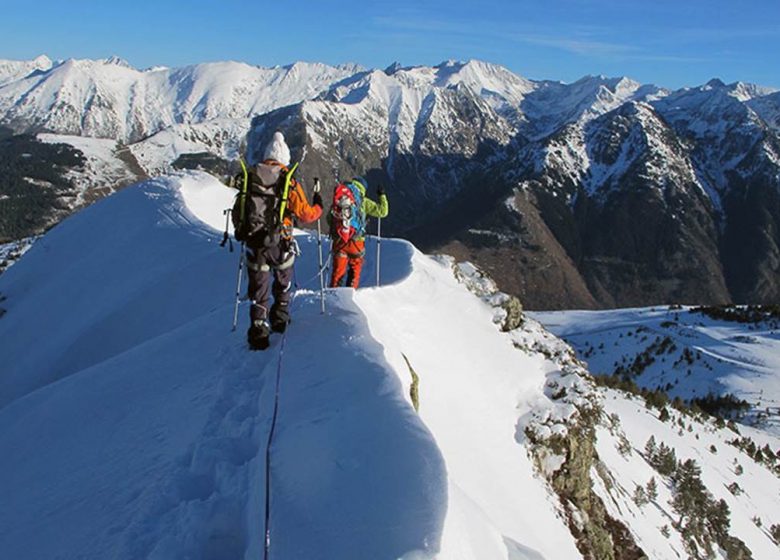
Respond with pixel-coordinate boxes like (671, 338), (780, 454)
(231, 163), (291, 248)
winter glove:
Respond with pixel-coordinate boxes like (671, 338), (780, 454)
(377, 184), (386, 197)
(312, 191), (324, 208)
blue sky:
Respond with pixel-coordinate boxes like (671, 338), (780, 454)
(1, 0), (777, 88)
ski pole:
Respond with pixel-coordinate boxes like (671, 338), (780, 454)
(231, 242), (245, 331)
(314, 177), (326, 314)
(376, 216), (382, 287)
(220, 208), (233, 251)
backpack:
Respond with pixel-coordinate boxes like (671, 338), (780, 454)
(331, 181), (365, 244)
(231, 162), (293, 248)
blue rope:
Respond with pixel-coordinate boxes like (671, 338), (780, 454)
(262, 317), (288, 560)
(262, 265), (301, 560)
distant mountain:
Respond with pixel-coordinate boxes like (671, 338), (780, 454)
(0, 57), (361, 143)
(242, 61), (779, 309)
(1, 56), (779, 308)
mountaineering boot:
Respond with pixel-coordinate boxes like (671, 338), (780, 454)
(248, 319), (271, 350)
(270, 302), (290, 334)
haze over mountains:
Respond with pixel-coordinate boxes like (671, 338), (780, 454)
(1, 55), (779, 309)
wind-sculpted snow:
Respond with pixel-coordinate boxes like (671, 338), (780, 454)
(354, 255), (583, 559)
(0, 172), (442, 559)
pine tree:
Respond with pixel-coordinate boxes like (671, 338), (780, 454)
(633, 485), (648, 507)
(708, 499), (731, 543)
(617, 433), (632, 456)
(770, 524), (780, 544)
(644, 435), (657, 458)
(646, 477), (658, 501)
(653, 443), (677, 476)
(671, 459), (707, 527)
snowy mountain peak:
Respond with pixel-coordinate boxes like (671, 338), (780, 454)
(32, 54), (53, 67)
(0, 57), (360, 142)
(730, 81), (779, 102)
(0, 54), (55, 86)
(103, 55), (132, 68)
(384, 61), (404, 75)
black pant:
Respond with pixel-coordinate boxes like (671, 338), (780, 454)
(246, 244), (294, 323)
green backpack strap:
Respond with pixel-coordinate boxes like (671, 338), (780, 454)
(238, 158), (249, 224)
(278, 161), (300, 223)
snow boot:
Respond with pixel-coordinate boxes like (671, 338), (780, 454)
(270, 303), (290, 334)
(248, 319), (271, 350)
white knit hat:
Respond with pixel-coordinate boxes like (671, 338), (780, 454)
(262, 131), (291, 166)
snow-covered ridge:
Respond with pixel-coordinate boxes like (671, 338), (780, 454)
(4, 54), (774, 153)
(0, 171), (577, 558)
(0, 54), (52, 86)
(0, 56), (362, 143)
(2, 173), (778, 559)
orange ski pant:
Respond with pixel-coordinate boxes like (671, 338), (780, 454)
(330, 239), (366, 288)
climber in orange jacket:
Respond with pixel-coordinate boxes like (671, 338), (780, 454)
(328, 176), (388, 289)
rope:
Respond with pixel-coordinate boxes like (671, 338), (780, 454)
(295, 246), (334, 290)
(262, 266), (303, 560)
(263, 319), (288, 560)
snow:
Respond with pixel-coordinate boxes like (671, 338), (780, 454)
(0, 57), (360, 143)
(354, 257), (581, 560)
(0, 54), (53, 86)
(533, 307), (780, 558)
(0, 236), (37, 275)
(2, 171), (779, 558)
(532, 307), (780, 435)
(594, 390), (780, 559)
(0, 171), (582, 559)
(519, 75), (665, 139)
(38, 133), (140, 206)
(128, 118), (250, 175)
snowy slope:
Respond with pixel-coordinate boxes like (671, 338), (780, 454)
(0, 54), (53, 86)
(532, 307), (780, 435)
(0, 57), (360, 142)
(0, 172), (583, 559)
(520, 75), (665, 140)
(3, 172), (779, 558)
(355, 255), (581, 559)
(128, 118), (251, 174)
(37, 133), (142, 205)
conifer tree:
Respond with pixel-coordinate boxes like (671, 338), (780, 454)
(646, 477), (658, 501)
(644, 435), (657, 458)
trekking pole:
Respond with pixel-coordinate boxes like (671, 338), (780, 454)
(314, 178), (326, 314)
(376, 216), (382, 287)
(231, 242), (246, 331)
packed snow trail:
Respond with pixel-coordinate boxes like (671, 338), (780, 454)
(0, 172), (445, 559)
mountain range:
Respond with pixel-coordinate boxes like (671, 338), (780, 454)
(1, 55), (779, 309)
